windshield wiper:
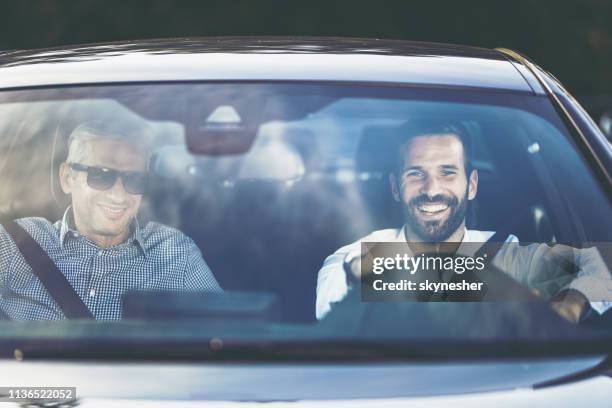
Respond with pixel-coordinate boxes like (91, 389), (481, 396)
(534, 354), (612, 388)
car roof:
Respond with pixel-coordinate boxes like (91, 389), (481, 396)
(0, 37), (542, 94)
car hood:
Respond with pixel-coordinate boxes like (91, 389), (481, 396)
(0, 356), (607, 402)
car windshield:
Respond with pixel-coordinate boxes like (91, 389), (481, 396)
(0, 82), (611, 358)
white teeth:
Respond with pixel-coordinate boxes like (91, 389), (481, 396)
(100, 205), (126, 214)
(418, 204), (449, 213)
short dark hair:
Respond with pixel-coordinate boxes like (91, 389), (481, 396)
(392, 119), (472, 175)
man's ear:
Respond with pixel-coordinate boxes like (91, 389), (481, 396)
(389, 173), (400, 202)
(467, 169), (478, 201)
(59, 162), (73, 194)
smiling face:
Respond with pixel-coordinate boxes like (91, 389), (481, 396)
(390, 134), (478, 242)
(59, 139), (146, 247)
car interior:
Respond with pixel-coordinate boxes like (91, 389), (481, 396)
(0, 86), (606, 323)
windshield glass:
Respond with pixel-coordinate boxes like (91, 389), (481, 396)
(1, 83), (611, 355)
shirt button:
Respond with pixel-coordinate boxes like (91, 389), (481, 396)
(97, 250), (103, 256)
(89, 289), (96, 297)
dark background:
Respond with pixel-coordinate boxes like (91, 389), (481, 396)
(2, 0), (612, 117)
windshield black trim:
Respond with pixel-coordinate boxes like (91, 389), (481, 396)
(1, 337), (611, 363)
(0, 79), (536, 98)
(496, 48), (612, 195)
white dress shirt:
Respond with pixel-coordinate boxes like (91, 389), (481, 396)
(316, 227), (612, 320)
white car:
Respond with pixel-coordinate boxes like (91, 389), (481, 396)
(0, 37), (611, 407)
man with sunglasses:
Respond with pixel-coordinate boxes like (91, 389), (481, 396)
(0, 121), (221, 320)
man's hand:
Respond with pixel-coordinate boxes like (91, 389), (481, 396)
(347, 254), (371, 283)
(549, 289), (588, 324)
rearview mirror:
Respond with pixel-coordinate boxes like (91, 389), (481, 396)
(186, 103), (260, 155)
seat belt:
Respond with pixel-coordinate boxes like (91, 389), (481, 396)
(474, 229), (511, 260)
(443, 229), (514, 301)
(2, 220), (94, 319)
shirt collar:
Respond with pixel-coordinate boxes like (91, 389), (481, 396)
(396, 225), (483, 256)
(59, 206), (147, 256)
(398, 225), (514, 258)
(396, 225), (476, 243)
(58, 206), (73, 246)
(396, 226), (407, 242)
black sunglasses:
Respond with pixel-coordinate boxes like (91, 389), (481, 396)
(68, 163), (148, 195)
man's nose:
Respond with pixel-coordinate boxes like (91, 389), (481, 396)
(420, 175), (443, 199)
(105, 177), (129, 200)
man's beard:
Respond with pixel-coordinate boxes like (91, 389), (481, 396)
(403, 188), (468, 242)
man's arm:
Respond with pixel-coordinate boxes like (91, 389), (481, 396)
(0, 223), (20, 317)
(316, 243), (360, 320)
(557, 245), (612, 316)
(183, 239), (222, 293)
(0, 224), (17, 290)
(495, 243), (612, 320)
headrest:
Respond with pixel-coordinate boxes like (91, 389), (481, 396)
(355, 125), (399, 174)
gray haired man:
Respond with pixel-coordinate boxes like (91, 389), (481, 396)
(0, 121), (221, 320)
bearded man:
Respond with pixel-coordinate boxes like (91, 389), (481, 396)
(315, 120), (611, 323)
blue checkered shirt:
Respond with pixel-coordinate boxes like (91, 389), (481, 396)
(0, 209), (221, 320)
